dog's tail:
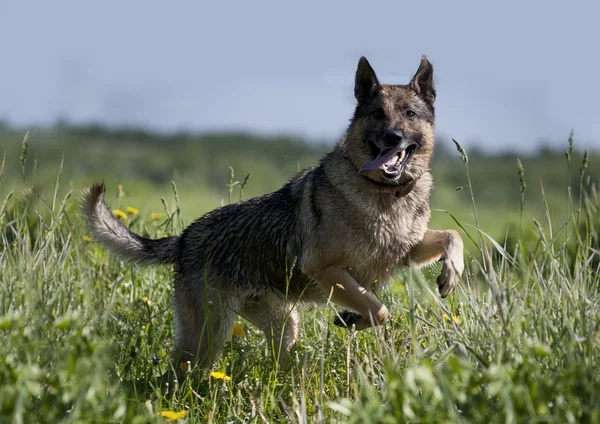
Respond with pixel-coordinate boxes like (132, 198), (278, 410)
(81, 182), (179, 266)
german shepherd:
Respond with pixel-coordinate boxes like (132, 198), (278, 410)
(82, 56), (464, 372)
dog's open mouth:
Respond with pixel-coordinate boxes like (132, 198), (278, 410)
(359, 143), (417, 179)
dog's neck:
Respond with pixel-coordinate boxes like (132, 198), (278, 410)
(358, 172), (417, 198)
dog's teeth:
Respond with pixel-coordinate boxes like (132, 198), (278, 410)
(399, 150), (406, 161)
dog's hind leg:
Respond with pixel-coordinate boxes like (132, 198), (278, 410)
(241, 294), (299, 369)
(171, 282), (238, 374)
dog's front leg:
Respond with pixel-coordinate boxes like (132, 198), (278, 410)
(403, 229), (464, 297)
(310, 265), (388, 330)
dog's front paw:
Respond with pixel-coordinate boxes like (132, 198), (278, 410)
(437, 250), (464, 298)
(436, 230), (464, 298)
(333, 310), (361, 328)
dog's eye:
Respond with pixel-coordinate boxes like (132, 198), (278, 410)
(371, 108), (386, 120)
(405, 110), (416, 119)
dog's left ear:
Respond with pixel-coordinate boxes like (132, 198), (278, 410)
(410, 56), (436, 105)
(355, 57), (380, 103)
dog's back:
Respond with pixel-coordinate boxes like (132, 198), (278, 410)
(175, 173), (309, 299)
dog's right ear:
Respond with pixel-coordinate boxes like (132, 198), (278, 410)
(355, 57), (380, 103)
(410, 56), (436, 105)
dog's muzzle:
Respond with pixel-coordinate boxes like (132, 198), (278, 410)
(359, 140), (417, 179)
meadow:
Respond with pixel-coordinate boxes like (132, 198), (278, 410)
(1, 125), (599, 423)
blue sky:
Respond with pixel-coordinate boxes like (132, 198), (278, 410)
(1, 1), (599, 151)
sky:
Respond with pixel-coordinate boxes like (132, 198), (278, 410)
(1, 1), (599, 152)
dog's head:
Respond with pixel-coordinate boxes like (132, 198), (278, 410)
(345, 56), (436, 187)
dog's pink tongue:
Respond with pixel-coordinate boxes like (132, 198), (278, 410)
(359, 148), (398, 175)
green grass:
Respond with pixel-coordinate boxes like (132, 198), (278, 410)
(1, 133), (599, 423)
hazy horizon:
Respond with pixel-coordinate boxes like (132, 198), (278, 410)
(2, 1), (599, 152)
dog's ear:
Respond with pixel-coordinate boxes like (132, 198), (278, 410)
(410, 56), (436, 105)
(355, 57), (380, 103)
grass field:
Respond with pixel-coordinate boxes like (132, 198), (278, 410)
(1, 131), (599, 423)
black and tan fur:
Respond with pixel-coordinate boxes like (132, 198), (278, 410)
(81, 56), (464, 372)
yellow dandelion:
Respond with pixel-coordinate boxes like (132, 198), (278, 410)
(443, 313), (460, 324)
(113, 209), (127, 219)
(158, 410), (188, 421)
(210, 371), (231, 381)
(147, 300), (153, 307)
(142, 296), (148, 303)
(83, 235), (93, 242)
(126, 206), (139, 215)
(232, 323), (245, 338)
(151, 212), (162, 220)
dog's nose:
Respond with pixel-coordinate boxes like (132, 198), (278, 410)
(383, 129), (404, 146)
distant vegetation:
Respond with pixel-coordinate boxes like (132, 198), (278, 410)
(0, 122), (596, 243)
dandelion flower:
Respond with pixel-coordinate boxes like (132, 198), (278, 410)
(126, 206), (139, 215)
(158, 410), (188, 421)
(142, 297), (152, 307)
(113, 209), (127, 219)
(142, 296), (148, 303)
(210, 371), (231, 381)
(443, 313), (460, 324)
(83, 236), (93, 242)
(232, 323), (245, 338)
(151, 212), (162, 220)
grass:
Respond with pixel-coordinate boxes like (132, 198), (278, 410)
(1, 134), (599, 423)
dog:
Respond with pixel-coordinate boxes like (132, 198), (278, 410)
(82, 56), (464, 373)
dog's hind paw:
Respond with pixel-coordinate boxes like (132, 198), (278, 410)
(333, 310), (361, 328)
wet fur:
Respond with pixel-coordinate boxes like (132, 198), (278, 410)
(81, 56), (464, 372)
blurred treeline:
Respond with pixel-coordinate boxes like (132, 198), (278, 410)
(0, 121), (596, 239)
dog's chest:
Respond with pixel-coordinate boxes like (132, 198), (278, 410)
(338, 203), (429, 281)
